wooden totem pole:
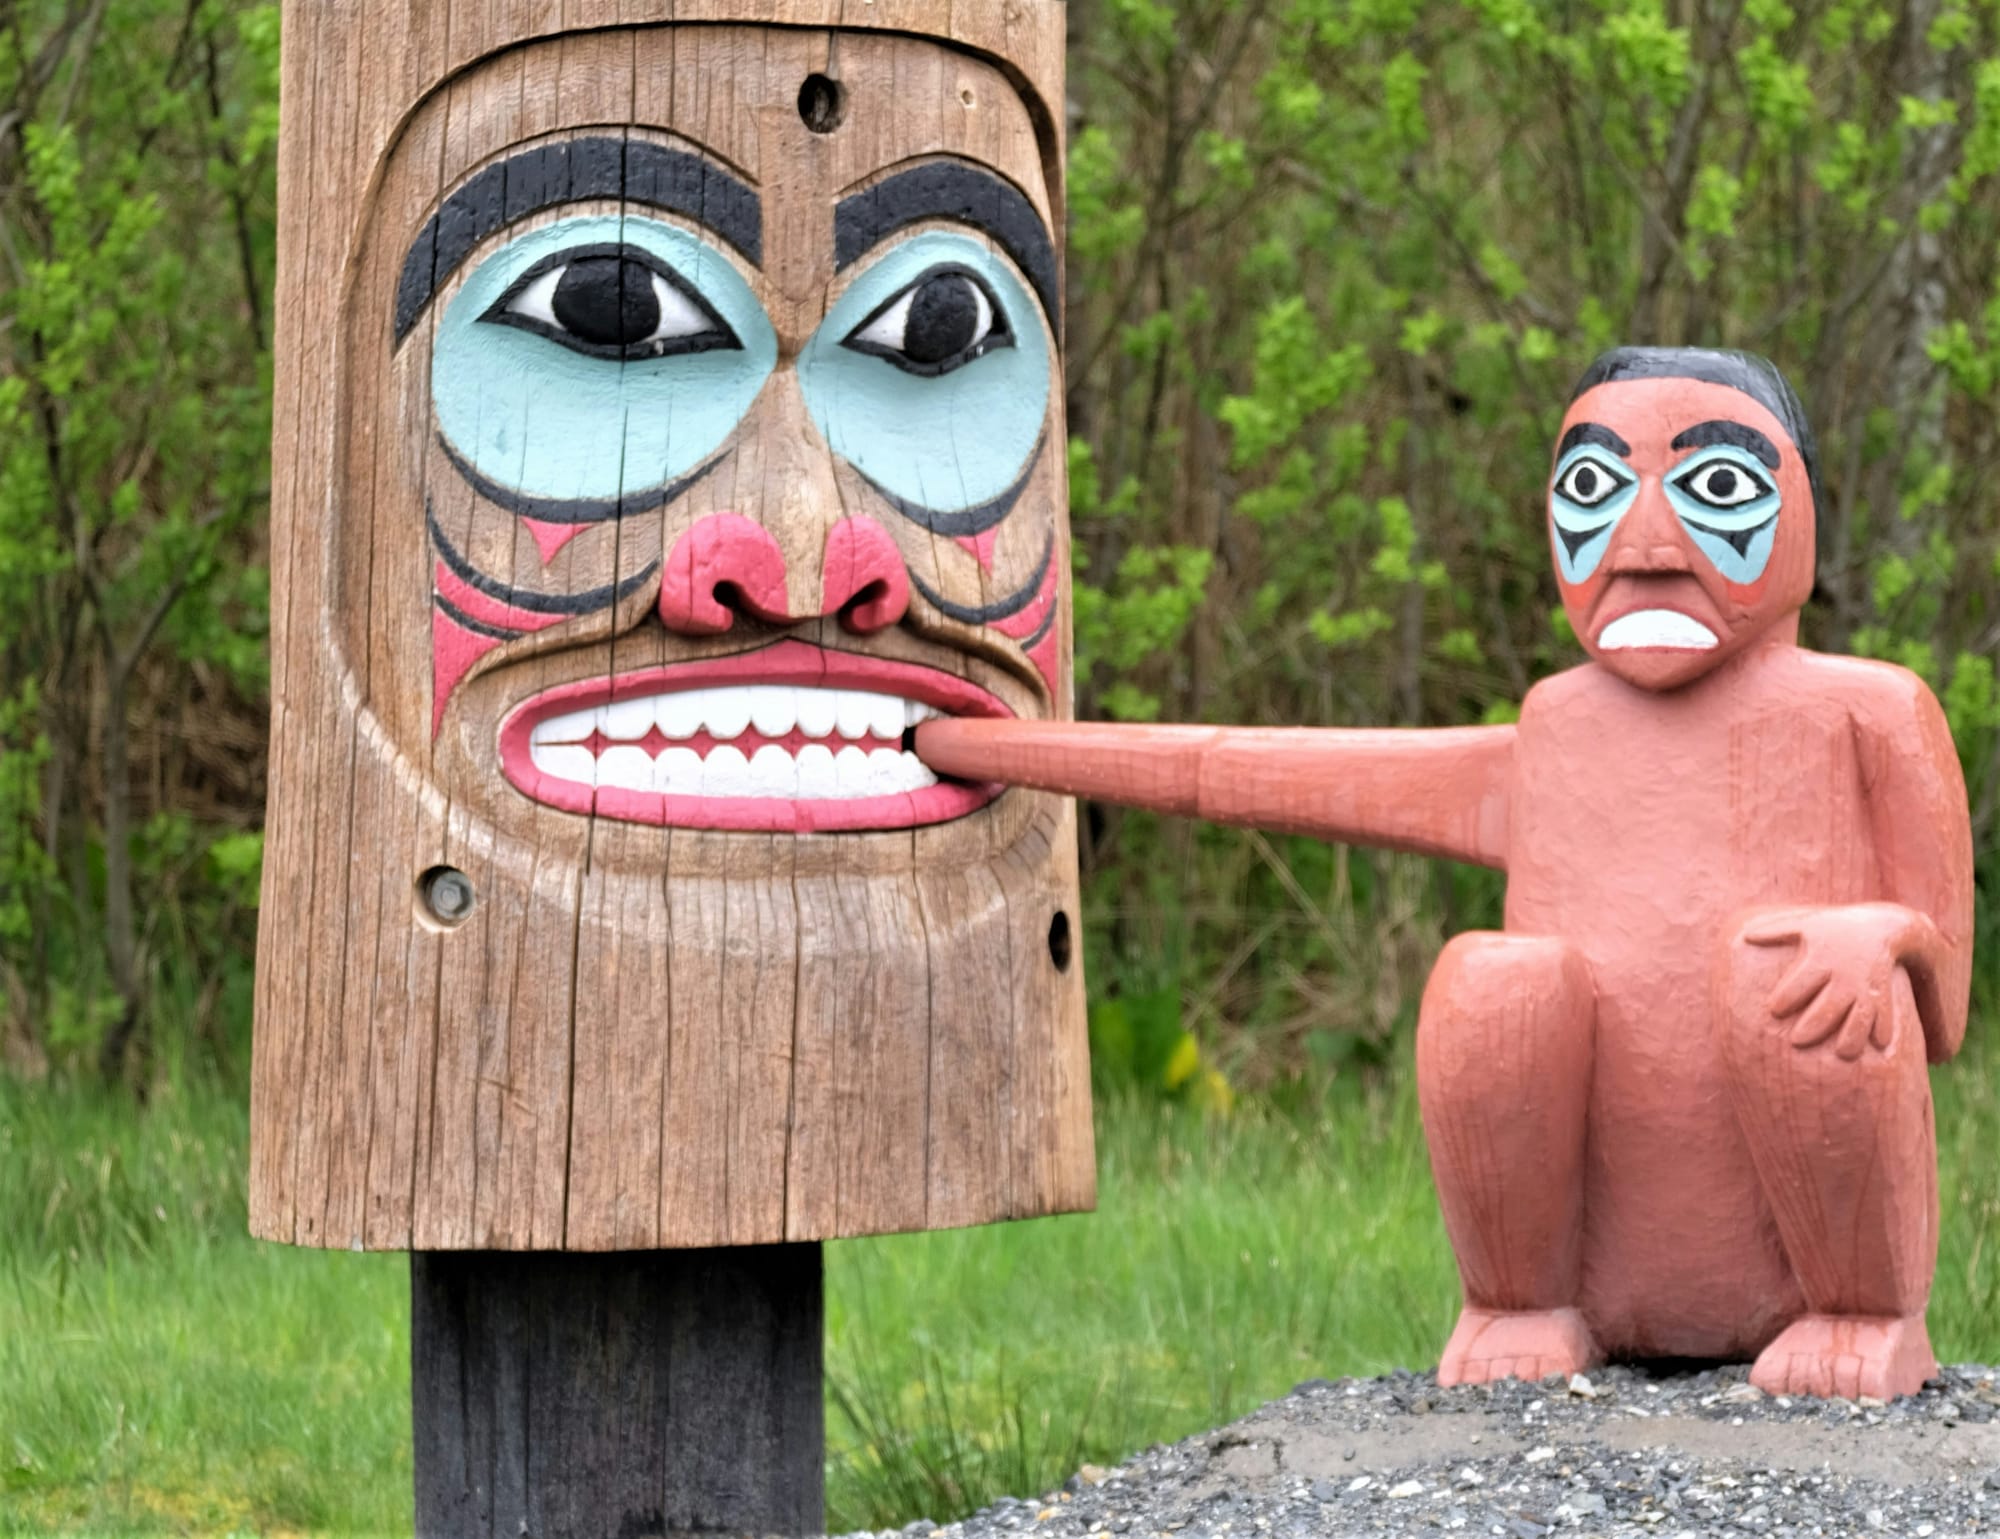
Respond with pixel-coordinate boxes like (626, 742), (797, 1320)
(921, 348), (1975, 1404)
(251, 3), (1089, 1531)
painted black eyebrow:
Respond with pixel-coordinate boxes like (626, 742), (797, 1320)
(834, 161), (1059, 327)
(1671, 419), (1781, 468)
(1558, 422), (1632, 459)
(395, 138), (762, 343)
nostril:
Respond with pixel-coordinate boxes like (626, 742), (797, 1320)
(822, 519), (910, 632)
(659, 515), (797, 634)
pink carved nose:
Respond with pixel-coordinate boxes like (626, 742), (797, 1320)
(657, 513), (910, 635)
(658, 515), (795, 634)
(822, 517), (910, 633)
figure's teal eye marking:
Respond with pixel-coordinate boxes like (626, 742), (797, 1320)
(1549, 446), (1638, 582)
(1665, 446), (1782, 584)
(431, 214), (776, 515)
(799, 232), (1049, 532)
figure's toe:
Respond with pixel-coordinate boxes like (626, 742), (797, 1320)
(1437, 1307), (1598, 1388)
(1750, 1315), (1934, 1401)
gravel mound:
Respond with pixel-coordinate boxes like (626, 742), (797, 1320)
(860, 1364), (2000, 1538)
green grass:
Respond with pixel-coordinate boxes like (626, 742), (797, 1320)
(3, 1040), (1998, 1536)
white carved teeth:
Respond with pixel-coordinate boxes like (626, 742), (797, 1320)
(529, 685), (942, 746)
(525, 683), (949, 799)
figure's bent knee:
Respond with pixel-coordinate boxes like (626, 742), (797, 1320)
(1419, 933), (1595, 1099)
(1424, 933), (1593, 1029)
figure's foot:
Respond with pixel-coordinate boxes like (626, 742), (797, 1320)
(1749, 1313), (1936, 1400)
(1437, 1306), (1599, 1387)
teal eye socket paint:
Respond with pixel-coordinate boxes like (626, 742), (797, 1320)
(1549, 446), (1639, 583)
(431, 214), (776, 511)
(799, 232), (1050, 525)
(1665, 445), (1782, 585)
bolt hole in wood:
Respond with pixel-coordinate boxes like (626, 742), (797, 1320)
(797, 73), (844, 133)
(417, 865), (476, 928)
(1048, 909), (1072, 971)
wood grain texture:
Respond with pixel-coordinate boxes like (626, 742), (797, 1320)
(253, 3), (1092, 1252)
(410, 1245), (824, 1537)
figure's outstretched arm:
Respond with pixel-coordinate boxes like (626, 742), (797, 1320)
(1860, 674), (1975, 1062)
(915, 719), (1517, 871)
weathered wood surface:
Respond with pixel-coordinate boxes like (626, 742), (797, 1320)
(252, 1), (1092, 1251)
(410, 1245), (824, 1537)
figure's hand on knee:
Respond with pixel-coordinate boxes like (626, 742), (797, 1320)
(1738, 904), (1938, 1061)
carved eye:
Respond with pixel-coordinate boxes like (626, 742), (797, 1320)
(1672, 455), (1775, 510)
(842, 265), (1013, 377)
(483, 244), (739, 360)
(1553, 455), (1633, 508)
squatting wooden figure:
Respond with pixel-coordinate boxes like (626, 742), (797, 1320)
(252, 1), (1086, 1529)
(918, 347), (1974, 1402)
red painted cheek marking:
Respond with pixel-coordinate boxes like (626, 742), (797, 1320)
(1026, 623), (1060, 695)
(955, 530), (1000, 571)
(522, 517), (589, 564)
(992, 560), (1059, 643)
(432, 608), (505, 739)
(434, 560), (569, 635)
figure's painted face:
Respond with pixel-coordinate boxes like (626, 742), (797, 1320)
(347, 28), (1066, 840)
(1550, 376), (1815, 691)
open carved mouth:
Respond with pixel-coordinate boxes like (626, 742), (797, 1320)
(497, 639), (1008, 830)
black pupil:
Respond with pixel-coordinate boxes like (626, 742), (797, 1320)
(1705, 466), (1740, 499)
(903, 275), (982, 365)
(551, 256), (660, 348)
(1572, 465), (1599, 499)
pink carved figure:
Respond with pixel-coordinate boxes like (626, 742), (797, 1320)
(916, 348), (1973, 1399)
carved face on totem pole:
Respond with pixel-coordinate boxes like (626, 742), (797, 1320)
(250, 6), (1092, 1253)
(1548, 348), (1819, 692)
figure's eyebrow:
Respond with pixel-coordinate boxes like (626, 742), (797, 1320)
(395, 137), (761, 343)
(1558, 422), (1632, 459)
(1671, 419), (1781, 468)
(834, 160), (1059, 326)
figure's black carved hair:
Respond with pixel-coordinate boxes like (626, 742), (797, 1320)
(1569, 347), (1820, 509)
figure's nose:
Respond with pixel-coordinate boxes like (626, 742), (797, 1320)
(1604, 479), (1691, 575)
(657, 514), (912, 635)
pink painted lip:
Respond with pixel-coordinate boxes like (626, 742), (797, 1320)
(497, 639), (1011, 832)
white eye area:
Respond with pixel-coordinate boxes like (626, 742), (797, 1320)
(1676, 458), (1771, 508)
(1555, 457), (1628, 508)
(847, 269), (1005, 372)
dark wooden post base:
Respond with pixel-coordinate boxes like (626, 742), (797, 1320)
(411, 1245), (824, 1539)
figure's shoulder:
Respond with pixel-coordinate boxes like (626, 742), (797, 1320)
(1519, 661), (1611, 721)
(1789, 648), (1944, 723)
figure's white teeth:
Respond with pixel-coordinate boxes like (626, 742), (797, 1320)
(532, 707), (596, 746)
(598, 697), (654, 741)
(747, 686), (797, 739)
(702, 744), (752, 797)
(657, 691), (704, 740)
(749, 744), (797, 798)
(703, 690), (753, 741)
(533, 744), (597, 784)
(526, 684), (962, 799)
(835, 690), (877, 740)
(795, 691), (838, 739)
(1597, 609), (1720, 651)
(796, 743), (837, 797)
(656, 746), (703, 795)
(596, 745), (654, 792)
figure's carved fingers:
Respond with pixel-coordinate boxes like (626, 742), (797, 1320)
(1788, 985), (1855, 1050)
(1766, 961), (1830, 1018)
(1834, 999), (1876, 1061)
(1870, 995), (1897, 1052)
(1741, 913), (1807, 948)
